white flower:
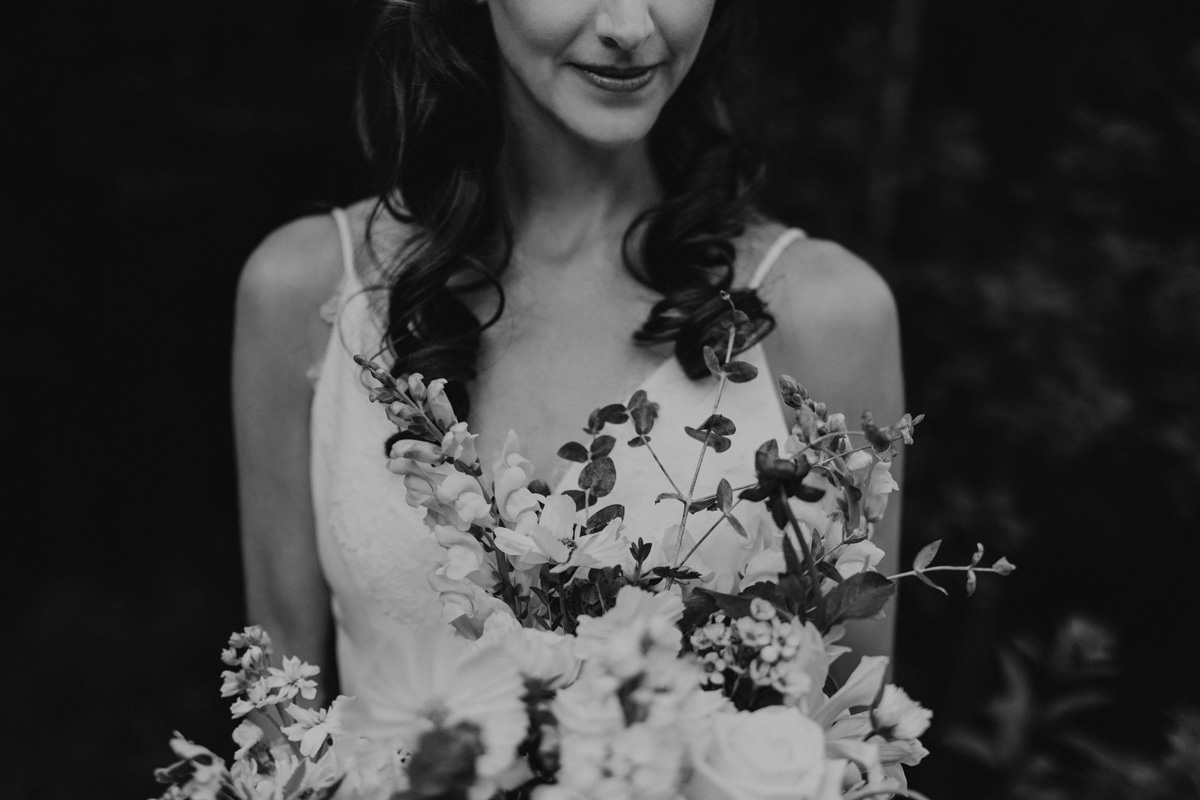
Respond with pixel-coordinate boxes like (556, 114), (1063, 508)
(231, 720), (263, 761)
(478, 616), (581, 687)
(574, 586), (685, 662)
(441, 421), (479, 466)
(344, 624), (527, 786)
(229, 679), (272, 718)
(266, 655), (320, 702)
(811, 655), (889, 730)
(740, 549), (785, 588)
(550, 517), (631, 580)
(685, 708), (843, 800)
(872, 685), (931, 741)
(424, 377), (457, 428)
(834, 540), (885, 579)
(280, 696), (349, 757)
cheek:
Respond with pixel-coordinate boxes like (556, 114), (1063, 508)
(660, 0), (717, 59)
(489, 0), (583, 63)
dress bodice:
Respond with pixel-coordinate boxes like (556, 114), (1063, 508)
(310, 210), (809, 701)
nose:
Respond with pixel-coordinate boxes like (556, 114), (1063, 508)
(595, 0), (654, 53)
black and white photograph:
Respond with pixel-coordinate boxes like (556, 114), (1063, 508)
(7, 1), (1200, 799)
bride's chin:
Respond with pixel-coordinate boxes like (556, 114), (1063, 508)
(562, 109), (661, 151)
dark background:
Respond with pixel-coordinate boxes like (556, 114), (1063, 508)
(7, 1), (1200, 798)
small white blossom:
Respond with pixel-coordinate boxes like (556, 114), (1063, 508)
(873, 685), (931, 741)
(266, 655), (320, 702)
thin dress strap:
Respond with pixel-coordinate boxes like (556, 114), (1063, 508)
(748, 228), (806, 290)
(330, 207), (357, 282)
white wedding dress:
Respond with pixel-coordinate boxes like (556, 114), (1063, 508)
(310, 208), (808, 707)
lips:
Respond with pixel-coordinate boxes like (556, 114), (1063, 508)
(571, 63), (658, 93)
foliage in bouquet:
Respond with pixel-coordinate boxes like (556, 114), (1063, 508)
(157, 296), (1014, 800)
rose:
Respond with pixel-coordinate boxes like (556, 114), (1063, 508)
(686, 708), (843, 800)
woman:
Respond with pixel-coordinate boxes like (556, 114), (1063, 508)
(233, 0), (904, 703)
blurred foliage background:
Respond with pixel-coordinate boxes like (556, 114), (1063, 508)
(5, 1), (1199, 798)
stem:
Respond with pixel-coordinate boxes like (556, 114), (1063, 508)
(677, 499), (745, 568)
(812, 435), (905, 471)
(675, 325), (738, 555)
(642, 437), (686, 499)
(890, 565), (1005, 581)
(779, 486), (825, 618)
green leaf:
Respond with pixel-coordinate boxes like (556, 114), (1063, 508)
(628, 392), (659, 436)
(717, 479), (733, 513)
(913, 539), (941, 572)
(723, 361), (759, 383)
(585, 408), (603, 435)
(693, 587), (756, 621)
(697, 414), (737, 436)
(590, 435), (616, 460)
(627, 436), (648, 448)
(597, 404), (630, 425)
(681, 591), (720, 633)
(684, 427), (732, 452)
(816, 560), (844, 584)
(970, 542), (985, 567)
(585, 504), (625, 533)
(655, 492), (686, 505)
(703, 345), (722, 378)
(579, 457), (616, 498)
(823, 572), (896, 627)
(965, 568), (978, 596)
(557, 442), (589, 463)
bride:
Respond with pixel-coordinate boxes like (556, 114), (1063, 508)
(232, 0), (904, 704)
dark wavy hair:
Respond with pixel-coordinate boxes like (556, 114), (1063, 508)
(356, 0), (771, 419)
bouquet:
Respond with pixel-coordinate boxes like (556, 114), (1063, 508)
(154, 296), (1013, 800)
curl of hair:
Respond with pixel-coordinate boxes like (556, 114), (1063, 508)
(356, 0), (770, 421)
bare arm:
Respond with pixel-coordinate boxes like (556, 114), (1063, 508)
(232, 216), (342, 697)
(760, 238), (906, 673)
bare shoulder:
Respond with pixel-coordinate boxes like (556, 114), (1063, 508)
(744, 222), (903, 410)
(234, 213), (345, 382)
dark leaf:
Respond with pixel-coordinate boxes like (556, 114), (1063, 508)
(738, 484), (771, 503)
(717, 479), (733, 513)
(913, 539), (941, 572)
(824, 572), (896, 628)
(694, 588), (756, 621)
(585, 408), (603, 435)
(650, 566), (703, 582)
(563, 490), (586, 512)
(689, 494), (720, 513)
(627, 436), (649, 448)
(656, 492), (686, 505)
(528, 479), (551, 496)
(579, 457), (616, 498)
(629, 396), (659, 436)
(796, 485), (826, 503)
(782, 531), (805, 577)
(557, 442), (589, 463)
(590, 435), (616, 460)
(586, 504), (625, 533)
(703, 345), (722, 378)
(681, 591), (721, 633)
(696, 414), (737, 436)
(723, 361), (759, 383)
(597, 404), (630, 425)
(684, 427), (732, 452)
(816, 560), (845, 584)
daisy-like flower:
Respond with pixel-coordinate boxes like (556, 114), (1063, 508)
(280, 696), (349, 758)
(266, 655), (320, 702)
(344, 624), (527, 797)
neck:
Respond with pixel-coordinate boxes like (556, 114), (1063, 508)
(497, 75), (661, 267)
